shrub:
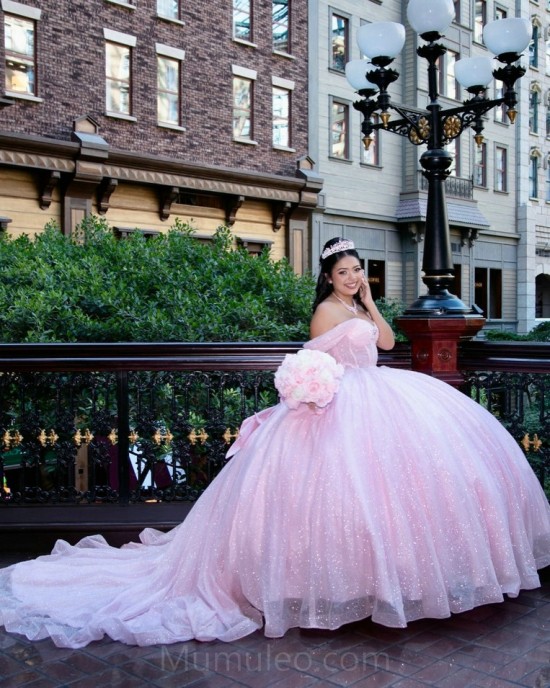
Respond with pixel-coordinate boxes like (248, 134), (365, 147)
(0, 217), (318, 343)
(0, 217), (409, 343)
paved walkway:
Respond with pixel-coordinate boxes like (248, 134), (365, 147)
(0, 554), (548, 688)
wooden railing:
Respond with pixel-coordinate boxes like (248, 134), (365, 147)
(0, 339), (547, 552)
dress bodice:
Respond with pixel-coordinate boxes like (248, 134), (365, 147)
(304, 318), (379, 368)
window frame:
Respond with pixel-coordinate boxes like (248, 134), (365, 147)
(530, 86), (540, 133)
(272, 0), (290, 55)
(474, 0), (486, 44)
(233, 0), (253, 45)
(474, 141), (487, 187)
(474, 266), (502, 320)
(494, 145), (508, 192)
(2, 1), (42, 100)
(438, 49), (459, 100)
(156, 43), (185, 130)
(529, 22), (539, 69)
(272, 76), (294, 150)
(329, 9), (349, 73)
(530, 152), (540, 198)
(232, 65), (257, 144)
(361, 113), (380, 166)
(329, 97), (351, 160)
(103, 29), (136, 120)
(493, 78), (507, 123)
(156, 0), (183, 24)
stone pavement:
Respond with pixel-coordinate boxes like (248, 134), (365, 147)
(0, 553), (548, 688)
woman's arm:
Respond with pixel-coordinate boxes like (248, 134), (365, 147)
(359, 275), (395, 350)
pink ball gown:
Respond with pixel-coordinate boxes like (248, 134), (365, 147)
(1, 318), (549, 648)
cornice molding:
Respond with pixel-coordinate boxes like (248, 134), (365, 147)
(0, 131), (311, 203)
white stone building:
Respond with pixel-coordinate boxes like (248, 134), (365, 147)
(308, 0), (550, 334)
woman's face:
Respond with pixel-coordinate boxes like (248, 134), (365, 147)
(329, 255), (363, 297)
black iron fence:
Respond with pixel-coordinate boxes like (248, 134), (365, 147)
(0, 340), (548, 510)
(460, 340), (550, 493)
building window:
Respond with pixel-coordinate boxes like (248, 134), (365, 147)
(474, 142), (487, 186)
(474, 0), (486, 43)
(530, 153), (539, 198)
(233, 76), (253, 141)
(546, 162), (550, 202)
(530, 88), (539, 133)
(529, 23), (539, 69)
(494, 5), (507, 20)
(361, 113), (380, 165)
(272, 1), (289, 53)
(233, 0), (252, 43)
(367, 260), (385, 300)
(546, 39), (550, 77)
(157, 0), (180, 20)
(156, 44), (185, 127)
(330, 98), (349, 159)
(475, 267), (502, 319)
(330, 12), (348, 72)
(453, 0), (460, 24)
(547, 93), (550, 136)
(272, 86), (290, 147)
(4, 13), (36, 95)
(105, 41), (132, 116)
(494, 79), (506, 122)
(495, 146), (507, 192)
(438, 50), (458, 99)
(444, 138), (460, 176)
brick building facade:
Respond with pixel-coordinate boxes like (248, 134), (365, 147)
(0, 0), (321, 272)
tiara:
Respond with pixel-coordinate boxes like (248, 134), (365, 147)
(321, 240), (355, 260)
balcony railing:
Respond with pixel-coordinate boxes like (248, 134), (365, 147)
(0, 340), (547, 549)
(418, 171), (474, 199)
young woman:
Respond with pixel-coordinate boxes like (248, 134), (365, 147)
(1, 237), (549, 648)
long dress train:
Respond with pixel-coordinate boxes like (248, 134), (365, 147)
(1, 318), (549, 648)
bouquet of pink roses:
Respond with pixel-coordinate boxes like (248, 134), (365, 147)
(274, 349), (344, 410)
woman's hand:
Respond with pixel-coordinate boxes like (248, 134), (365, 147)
(359, 271), (373, 307)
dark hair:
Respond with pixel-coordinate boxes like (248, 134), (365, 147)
(312, 237), (362, 313)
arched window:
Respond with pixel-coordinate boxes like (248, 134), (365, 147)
(529, 83), (541, 133)
(536, 274), (550, 318)
(530, 149), (541, 198)
(529, 18), (541, 68)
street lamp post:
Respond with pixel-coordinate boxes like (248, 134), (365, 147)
(346, 0), (530, 315)
(346, 0), (531, 384)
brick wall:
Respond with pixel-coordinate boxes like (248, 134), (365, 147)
(0, 0), (308, 178)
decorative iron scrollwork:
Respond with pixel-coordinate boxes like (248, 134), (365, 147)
(521, 433), (542, 452)
(74, 429), (94, 446)
(442, 114), (462, 139)
(38, 429), (59, 447)
(2, 429), (23, 449)
(153, 428), (174, 445)
(223, 428), (239, 444)
(408, 116), (430, 144)
(188, 428), (209, 445)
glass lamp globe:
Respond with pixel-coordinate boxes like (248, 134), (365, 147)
(483, 17), (532, 57)
(406, 0), (455, 37)
(455, 57), (494, 90)
(356, 22), (406, 60)
(345, 59), (379, 91)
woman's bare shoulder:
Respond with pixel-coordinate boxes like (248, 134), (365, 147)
(310, 301), (347, 339)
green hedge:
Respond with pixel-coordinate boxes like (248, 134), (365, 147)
(484, 321), (550, 343)
(0, 216), (408, 343)
(0, 218), (312, 342)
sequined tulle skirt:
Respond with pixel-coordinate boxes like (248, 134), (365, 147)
(1, 363), (549, 648)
